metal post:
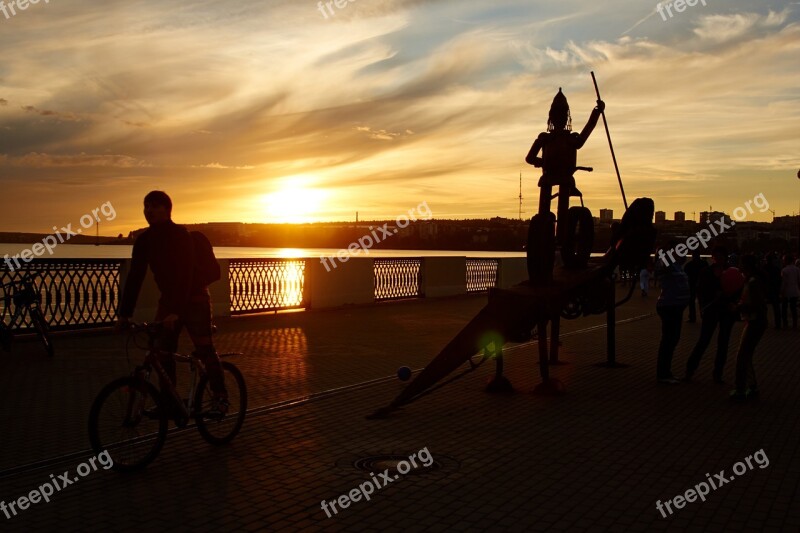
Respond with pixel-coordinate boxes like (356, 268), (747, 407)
(607, 274), (616, 366)
(549, 314), (561, 364)
(537, 319), (550, 382)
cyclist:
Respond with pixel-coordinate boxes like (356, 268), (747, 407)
(116, 190), (228, 415)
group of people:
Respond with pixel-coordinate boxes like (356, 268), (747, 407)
(653, 243), (800, 401)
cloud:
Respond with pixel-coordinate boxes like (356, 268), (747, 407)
(192, 162), (256, 170)
(355, 125), (415, 140)
(1, 152), (152, 168)
(693, 10), (789, 43)
(21, 105), (84, 122)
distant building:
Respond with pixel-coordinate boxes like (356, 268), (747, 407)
(655, 211), (666, 223)
(773, 215), (800, 229)
(418, 221), (438, 240)
(700, 211), (731, 226)
(674, 211), (686, 222)
(599, 209), (613, 222)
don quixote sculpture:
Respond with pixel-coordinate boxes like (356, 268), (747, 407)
(370, 73), (656, 418)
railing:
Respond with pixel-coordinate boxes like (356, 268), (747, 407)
(1, 256), (507, 329)
(466, 258), (499, 293)
(229, 259), (306, 314)
(374, 258), (423, 301)
(1, 260), (122, 331)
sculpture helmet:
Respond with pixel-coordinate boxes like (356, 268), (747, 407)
(548, 87), (571, 131)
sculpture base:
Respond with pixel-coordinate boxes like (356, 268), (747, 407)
(533, 378), (565, 396)
(485, 375), (514, 393)
(594, 361), (631, 369)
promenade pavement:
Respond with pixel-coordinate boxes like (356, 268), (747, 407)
(1, 285), (799, 531)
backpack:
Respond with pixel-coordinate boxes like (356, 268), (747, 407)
(191, 231), (221, 287)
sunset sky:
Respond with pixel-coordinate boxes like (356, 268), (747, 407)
(1, 0), (798, 234)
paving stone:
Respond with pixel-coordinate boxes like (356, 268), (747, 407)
(0, 290), (798, 531)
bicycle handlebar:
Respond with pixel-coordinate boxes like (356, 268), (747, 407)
(119, 321), (164, 337)
(1, 274), (39, 289)
(120, 320), (217, 335)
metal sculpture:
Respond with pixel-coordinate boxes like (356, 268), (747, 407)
(370, 74), (656, 418)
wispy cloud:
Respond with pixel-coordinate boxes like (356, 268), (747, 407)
(1, 152), (151, 168)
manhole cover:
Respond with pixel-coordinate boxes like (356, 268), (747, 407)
(350, 452), (458, 476)
(354, 455), (440, 475)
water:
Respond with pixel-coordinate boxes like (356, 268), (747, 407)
(0, 244), (526, 261)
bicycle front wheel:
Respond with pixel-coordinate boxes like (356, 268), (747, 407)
(195, 361), (247, 445)
(29, 310), (54, 357)
(88, 377), (168, 471)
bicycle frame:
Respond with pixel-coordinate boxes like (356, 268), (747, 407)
(125, 321), (241, 422)
(137, 349), (207, 421)
(1, 276), (44, 330)
(129, 323), (210, 422)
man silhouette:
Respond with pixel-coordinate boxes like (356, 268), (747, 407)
(655, 240), (690, 384)
(730, 254), (768, 401)
(684, 246), (736, 383)
(683, 249), (708, 322)
(116, 191), (228, 415)
(780, 254), (800, 328)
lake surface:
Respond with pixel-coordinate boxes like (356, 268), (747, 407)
(0, 243), (526, 261)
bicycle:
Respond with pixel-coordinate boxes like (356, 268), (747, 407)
(87, 322), (247, 472)
(0, 274), (54, 357)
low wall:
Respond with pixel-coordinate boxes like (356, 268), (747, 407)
(0, 256), (528, 328)
(125, 256), (528, 318)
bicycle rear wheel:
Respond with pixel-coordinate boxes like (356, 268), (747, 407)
(195, 361), (247, 445)
(29, 309), (54, 357)
(88, 377), (167, 471)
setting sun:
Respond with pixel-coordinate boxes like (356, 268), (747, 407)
(261, 177), (327, 223)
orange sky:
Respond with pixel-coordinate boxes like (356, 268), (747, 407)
(1, 0), (798, 233)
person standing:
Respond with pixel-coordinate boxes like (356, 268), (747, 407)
(765, 252), (783, 329)
(683, 250), (707, 323)
(640, 265), (651, 297)
(683, 246), (737, 383)
(655, 242), (691, 384)
(780, 254), (800, 329)
(730, 254), (769, 401)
